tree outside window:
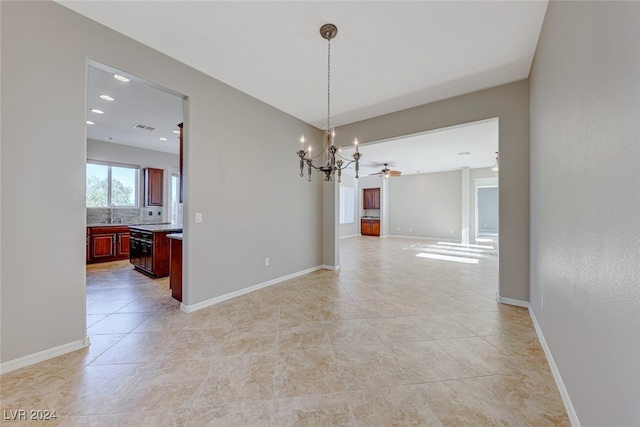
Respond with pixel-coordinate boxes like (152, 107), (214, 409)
(86, 162), (138, 207)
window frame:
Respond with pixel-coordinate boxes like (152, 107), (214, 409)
(86, 160), (140, 208)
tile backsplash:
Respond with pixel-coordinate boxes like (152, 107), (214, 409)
(87, 207), (163, 225)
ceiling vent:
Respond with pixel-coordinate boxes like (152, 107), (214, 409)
(132, 123), (155, 131)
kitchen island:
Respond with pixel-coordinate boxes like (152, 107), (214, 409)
(129, 224), (182, 278)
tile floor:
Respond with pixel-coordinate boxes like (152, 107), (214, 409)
(0, 237), (569, 426)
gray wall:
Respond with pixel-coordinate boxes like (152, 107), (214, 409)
(338, 82), (529, 301)
(1, 1), (323, 365)
(87, 139), (179, 173)
(529, 1), (640, 425)
(388, 170), (462, 239)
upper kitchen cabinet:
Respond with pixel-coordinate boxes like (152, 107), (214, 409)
(363, 188), (381, 210)
(144, 167), (164, 206)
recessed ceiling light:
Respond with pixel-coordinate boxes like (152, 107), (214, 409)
(113, 74), (130, 82)
(104, 136), (113, 140)
(172, 130), (180, 135)
(90, 108), (104, 114)
(457, 151), (471, 155)
(86, 120), (95, 125)
(99, 94), (115, 101)
(159, 137), (168, 141)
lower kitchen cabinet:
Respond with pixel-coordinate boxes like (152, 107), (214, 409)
(116, 232), (130, 258)
(361, 219), (380, 236)
(87, 226), (131, 263)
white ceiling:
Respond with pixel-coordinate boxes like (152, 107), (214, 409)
(87, 63), (183, 154)
(65, 1), (546, 170)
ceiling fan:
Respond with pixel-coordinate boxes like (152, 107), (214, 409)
(370, 163), (402, 178)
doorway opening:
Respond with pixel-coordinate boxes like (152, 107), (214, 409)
(338, 117), (500, 297)
(85, 61), (186, 335)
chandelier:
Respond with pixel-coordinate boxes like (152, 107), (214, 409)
(297, 23), (362, 183)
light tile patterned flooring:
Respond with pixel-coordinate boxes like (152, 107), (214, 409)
(1, 237), (569, 426)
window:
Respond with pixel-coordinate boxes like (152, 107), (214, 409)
(170, 170), (181, 224)
(340, 186), (355, 224)
(86, 161), (139, 207)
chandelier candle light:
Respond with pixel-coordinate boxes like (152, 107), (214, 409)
(297, 23), (362, 183)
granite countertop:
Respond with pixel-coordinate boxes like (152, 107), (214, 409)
(167, 233), (183, 240)
(128, 223), (183, 233)
(87, 222), (168, 227)
(361, 217), (381, 220)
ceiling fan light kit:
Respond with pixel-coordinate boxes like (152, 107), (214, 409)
(296, 24), (362, 183)
(371, 163), (402, 179)
(491, 152), (499, 173)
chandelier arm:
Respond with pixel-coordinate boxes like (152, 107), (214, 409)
(306, 162), (328, 172)
(307, 150), (325, 162)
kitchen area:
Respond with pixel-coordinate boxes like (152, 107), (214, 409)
(85, 62), (185, 302)
(86, 164), (184, 301)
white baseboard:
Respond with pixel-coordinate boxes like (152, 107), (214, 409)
(0, 337), (90, 375)
(340, 234), (359, 239)
(529, 307), (581, 427)
(321, 264), (341, 271)
(180, 265), (324, 313)
(496, 295), (529, 308)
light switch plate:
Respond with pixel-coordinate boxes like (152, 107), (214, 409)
(195, 212), (203, 223)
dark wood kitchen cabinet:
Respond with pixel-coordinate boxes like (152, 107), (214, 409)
(363, 188), (381, 209)
(144, 167), (164, 206)
(116, 232), (130, 258)
(91, 231), (116, 259)
(361, 219), (380, 236)
(87, 226), (131, 263)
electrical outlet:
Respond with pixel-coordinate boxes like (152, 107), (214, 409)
(264, 257), (270, 266)
(195, 212), (203, 223)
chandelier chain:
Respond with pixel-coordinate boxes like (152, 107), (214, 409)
(327, 36), (331, 132)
